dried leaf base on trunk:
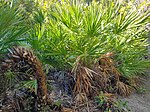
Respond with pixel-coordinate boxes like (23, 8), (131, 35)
(1, 46), (49, 111)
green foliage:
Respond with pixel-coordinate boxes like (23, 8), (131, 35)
(114, 99), (131, 112)
(95, 91), (130, 112)
(0, 0), (28, 54)
(3, 70), (17, 89)
(27, 0), (150, 78)
(1, 0), (149, 77)
(136, 87), (148, 94)
(19, 80), (38, 93)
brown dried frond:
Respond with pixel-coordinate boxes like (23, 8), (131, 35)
(72, 58), (94, 102)
(116, 81), (131, 96)
(75, 93), (87, 103)
(73, 66), (93, 96)
(92, 56), (119, 92)
(103, 93), (115, 98)
(62, 107), (74, 112)
(92, 52), (132, 96)
(99, 56), (120, 80)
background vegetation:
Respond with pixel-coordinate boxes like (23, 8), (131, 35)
(1, 0), (150, 84)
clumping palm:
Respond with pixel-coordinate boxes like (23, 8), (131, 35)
(0, 0), (150, 112)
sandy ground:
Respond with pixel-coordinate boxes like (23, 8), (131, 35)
(122, 72), (150, 112)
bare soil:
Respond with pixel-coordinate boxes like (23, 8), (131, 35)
(122, 72), (150, 112)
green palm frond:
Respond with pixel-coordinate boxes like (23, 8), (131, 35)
(26, 0), (150, 77)
(0, 1), (28, 54)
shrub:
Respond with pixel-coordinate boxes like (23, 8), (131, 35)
(28, 0), (150, 78)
